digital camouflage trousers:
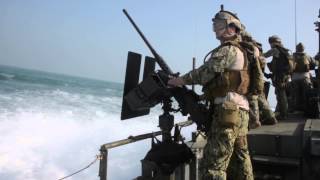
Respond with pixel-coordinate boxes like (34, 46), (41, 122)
(248, 95), (260, 128)
(273, 75), (290, 119)
(258, 93), (276, 122)
(200, 104), (254, 180)
(248, 93), (276, 127)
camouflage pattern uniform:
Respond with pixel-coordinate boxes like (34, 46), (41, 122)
(248, 94), (260, 128)
(182, 43), (253, 180)
(248, 92), (277, 126)
(258, 93), (277, 123)
(241, 31), (276, 126)
(240, 31), (261, 128)
(250, 76), (277, 126)
(290, 43), (315, 111)
(264, 36), (291, 119)
(181, 15), (254, 179)
(257, 55), (277, 124)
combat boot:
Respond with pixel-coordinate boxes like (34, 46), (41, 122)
(261, 117), (278, 125)
(249, 120), (261, 129)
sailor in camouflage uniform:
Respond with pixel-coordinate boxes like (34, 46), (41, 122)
(241, 31), (277, 127)
(240, 31), (261, 129)
(290, 43), (316, 111)
(257, 85), (278, 125)
(168, 9), (253, 180)
(264, 35), (291, 119)
(244, 34), (277, 125)
(241, 31), (278, 127)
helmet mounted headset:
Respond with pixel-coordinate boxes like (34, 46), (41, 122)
(212, 5), (241, 33)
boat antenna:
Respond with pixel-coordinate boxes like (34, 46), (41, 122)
(294, 0), (297, 46)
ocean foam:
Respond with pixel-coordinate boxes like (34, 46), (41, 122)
(0, 73), (15, 80)
(0, 67), (195, 179)
(0, 88), (194, 179)
(0, 106), (165, 179)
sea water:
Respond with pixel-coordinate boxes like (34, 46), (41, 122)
(0, 65), (194, 180)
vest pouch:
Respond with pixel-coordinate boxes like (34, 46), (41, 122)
(202, 72), (230, 99)
(219, 101), (239, 127)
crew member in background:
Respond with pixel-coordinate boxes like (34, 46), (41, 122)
(257, 54), (278, 125)
(290, 43), (316, 111)
(264, 35), (292, 120)
(241, 31), (277, 127)
(253, 40), (278, 125)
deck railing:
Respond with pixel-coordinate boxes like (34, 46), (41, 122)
(98, 120), (194, 180)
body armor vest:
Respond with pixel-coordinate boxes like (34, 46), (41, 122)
(202, 42), (250, 99)
(270, 46), (291, 75)
(293, 52), (310, 73)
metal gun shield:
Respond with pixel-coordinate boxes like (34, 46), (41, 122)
(121, 52), (157, 120)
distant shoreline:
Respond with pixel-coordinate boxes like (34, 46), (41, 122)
(0, 64), (123, 85)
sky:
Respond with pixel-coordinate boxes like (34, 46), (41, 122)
(0, 0), (320, 83)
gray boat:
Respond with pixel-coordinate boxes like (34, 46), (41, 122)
(98, 8), (320, 180)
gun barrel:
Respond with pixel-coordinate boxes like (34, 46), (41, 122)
(122, 9), (173, 74)
(123, 9), (209, 131)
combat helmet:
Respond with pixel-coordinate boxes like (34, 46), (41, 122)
(296, 42), (304, 52)
(268, 35), (282, 44)
(212, 5), (242, 33)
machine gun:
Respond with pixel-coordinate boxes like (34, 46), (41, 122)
(120, 10), (211, 176)
(121, 9), (209, 134)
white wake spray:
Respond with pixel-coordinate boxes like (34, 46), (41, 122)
(0, 87), (194, 180)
